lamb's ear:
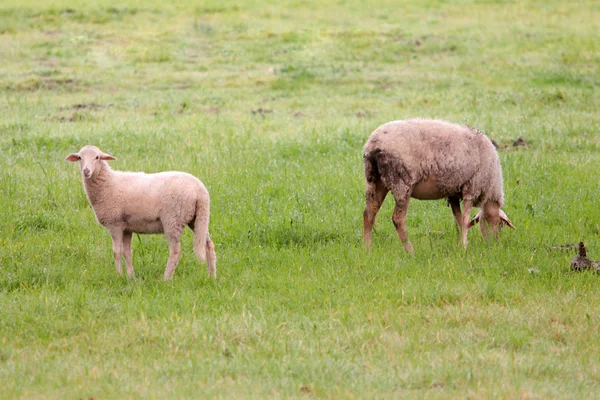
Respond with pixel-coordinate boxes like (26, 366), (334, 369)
(100, 152), (117, 161)
(65, 153), (80, 162)
(499, 209), (515, 229)
(468, 211), (482, 229)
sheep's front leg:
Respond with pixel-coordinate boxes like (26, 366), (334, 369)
(163, 228), (183, 280)
(363, 180), (388, 247)
(109, 229), (124, 275)
(391, 190), (413, 254)
(460, 196), (474, 249)
(448, 196), (463, 233)
(122, 231), (135, 278)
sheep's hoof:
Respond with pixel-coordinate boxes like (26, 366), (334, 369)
(403, 241), (414, 254)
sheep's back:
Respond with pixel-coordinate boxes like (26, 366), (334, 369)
(364, 119), (501, 201)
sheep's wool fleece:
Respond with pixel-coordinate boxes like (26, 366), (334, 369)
(84, 165), (210, 235)
(364, 119), (504, 207)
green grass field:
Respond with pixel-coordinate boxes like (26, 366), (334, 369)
(1, 0), (599, 398)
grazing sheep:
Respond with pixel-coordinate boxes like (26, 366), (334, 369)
(362, 118), (514, 252)
(66, 145), (216, 280)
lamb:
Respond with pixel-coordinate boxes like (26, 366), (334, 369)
(66, 145), (216, 280)
(362, 118), (514, 253)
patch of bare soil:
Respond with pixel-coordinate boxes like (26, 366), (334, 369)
(251, 108), (273, 116)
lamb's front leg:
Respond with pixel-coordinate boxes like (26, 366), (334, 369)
(122, 231), (135, 278)
(109, 228), (124, 275)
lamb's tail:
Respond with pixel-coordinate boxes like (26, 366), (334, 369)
(193, 194), (217, 278)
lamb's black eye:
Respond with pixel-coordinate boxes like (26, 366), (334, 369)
(95, 156), (99, 160)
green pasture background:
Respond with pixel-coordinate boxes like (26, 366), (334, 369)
(0, 0), (599, 398)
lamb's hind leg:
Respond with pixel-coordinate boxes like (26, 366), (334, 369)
(206, 238), (216, 278)
(363, 179), (388, 247)
(391, 186), (413, 254)
(163, 226), (184, 281)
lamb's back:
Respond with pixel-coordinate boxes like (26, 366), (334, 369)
(108, 171), (208, 221)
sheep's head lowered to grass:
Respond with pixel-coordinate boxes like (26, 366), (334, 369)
(65, 145), (116, 180)
(468, 205), (515, 239)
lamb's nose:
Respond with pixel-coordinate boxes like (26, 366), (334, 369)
(83, 167), (91, 177)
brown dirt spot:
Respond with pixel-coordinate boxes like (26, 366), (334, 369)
(513, 137), (527, 147)
(549, 243), (577, 251)
(520, 392), (541, 399)
(299, 385), (311, 394)
(355, 110), (372, 118)
(7, 77), (79, 92)
(204, 107), (220, 114)
(252, 108), (273, 116)
(67, 103), (109, 111)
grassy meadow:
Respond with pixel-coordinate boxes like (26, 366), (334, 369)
(1, 0), (599, 398)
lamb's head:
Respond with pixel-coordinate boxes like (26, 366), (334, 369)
(468, 201), (515, 239)
(65, 145), (116, 180)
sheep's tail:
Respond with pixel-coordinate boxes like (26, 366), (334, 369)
(193, 194), (216, 278)
(364, 148), (381, 183)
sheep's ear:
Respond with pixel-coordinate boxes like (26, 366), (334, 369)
(499, 209), (515, 229)
(65, 153), (80, 162)
(468, 211), (482, 229)
(100, 152), (117, 161)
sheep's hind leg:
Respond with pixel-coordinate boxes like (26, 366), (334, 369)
(363, 180), (388, 247)
(109, 228), (124, 276)
(122, 231), (135, 278)
(163, 227), (183, 281)
(391, 188), (413, 254)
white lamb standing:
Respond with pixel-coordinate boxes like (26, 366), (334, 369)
(362, 118), (514, 253)
(66, 145), (216, 280)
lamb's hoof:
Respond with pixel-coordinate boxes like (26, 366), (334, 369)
(403, 242), (414, 254)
